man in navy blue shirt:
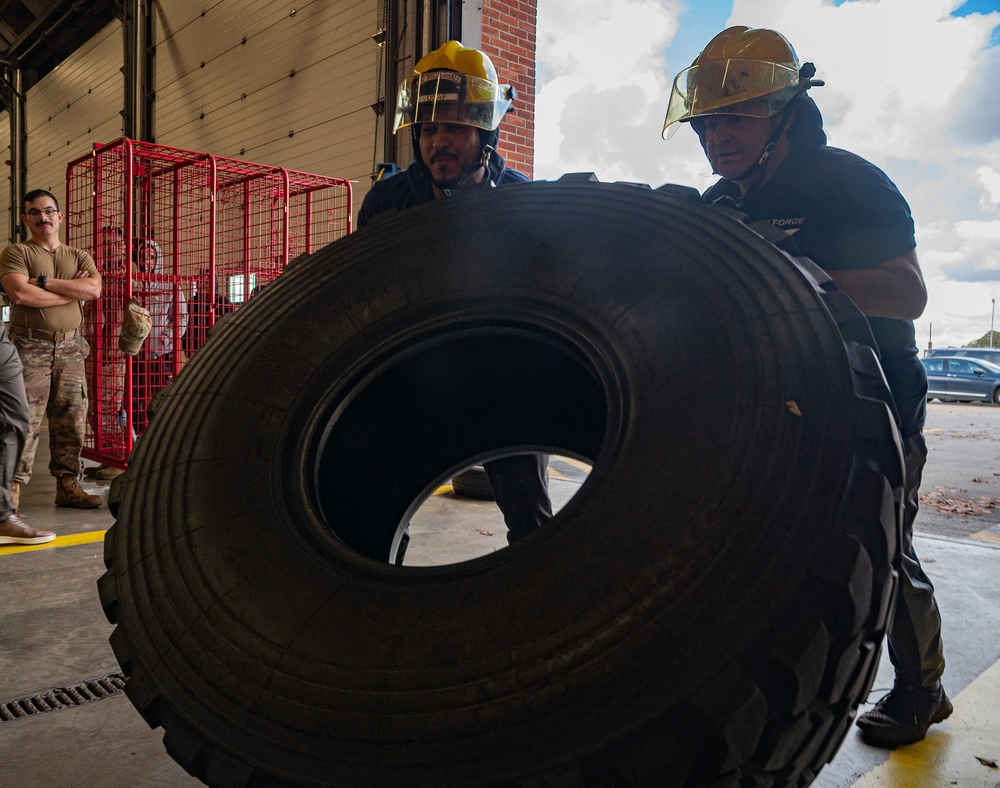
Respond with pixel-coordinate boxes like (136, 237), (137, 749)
(663, 26), (949, 748)
(359, 40), (552, 548)
(359, 40), (529, 225)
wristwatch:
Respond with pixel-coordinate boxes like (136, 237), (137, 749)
(36, 275), (47, 290)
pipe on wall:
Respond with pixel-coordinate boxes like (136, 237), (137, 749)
(1, 62), (26, 242)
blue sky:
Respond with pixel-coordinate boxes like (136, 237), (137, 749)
(534, 0), (1000, 350)
(663, 0), (733, 75)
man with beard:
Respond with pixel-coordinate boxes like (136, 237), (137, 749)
(359, 40), (529, 214)
(358, 40), (553, 549)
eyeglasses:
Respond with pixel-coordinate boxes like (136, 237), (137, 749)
(26, 208), (58, 218)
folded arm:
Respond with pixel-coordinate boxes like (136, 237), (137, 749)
(1, 269), (102, 307)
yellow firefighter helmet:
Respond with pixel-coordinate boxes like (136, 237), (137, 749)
(662, 26), (820, 139)
(393, 40), (516, 134)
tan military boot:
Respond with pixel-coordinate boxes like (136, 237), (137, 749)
(12, 481), (19, 512)
(55, 476), (102, 509)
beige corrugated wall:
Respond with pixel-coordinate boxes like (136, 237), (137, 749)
(0, 0), (380, 236)
(2, 24), (124, 218)
(153, 1), (378, 185)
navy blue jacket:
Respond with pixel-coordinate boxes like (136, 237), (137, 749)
(358, 154), (529, 228)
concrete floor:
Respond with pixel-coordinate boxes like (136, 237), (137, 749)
(1, 404), (999, 787)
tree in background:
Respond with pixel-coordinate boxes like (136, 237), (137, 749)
(966, 331), (1000, 348)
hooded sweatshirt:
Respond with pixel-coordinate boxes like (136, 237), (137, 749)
(136, 239), (188, 359)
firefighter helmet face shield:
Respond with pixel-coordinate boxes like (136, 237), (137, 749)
(393, 70), (514, 134)
(662, 58), (804, 139)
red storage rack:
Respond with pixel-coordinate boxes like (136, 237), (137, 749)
(65, 138), (352, 468)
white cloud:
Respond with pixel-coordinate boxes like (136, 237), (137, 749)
(725, 0), (1000, 348)
(535, 0), (703, 186)
(916, 277), (996, 352)
(979, 167), (1000, 211)
(535, 0), (1000, 349)
(729, 0), (1000, 165)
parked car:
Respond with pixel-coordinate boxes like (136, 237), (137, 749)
(924, 346), (1000, 365)
(922, 356), (1000, 404)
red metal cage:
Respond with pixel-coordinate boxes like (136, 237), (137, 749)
(65, 138), (352, 468)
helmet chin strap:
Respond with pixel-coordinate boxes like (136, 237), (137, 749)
(724, 71), (822, 196)
(437, 145), (496, 197)
(725, 109), (792, 194)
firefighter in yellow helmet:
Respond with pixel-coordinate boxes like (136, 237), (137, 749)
(359, 40), (524, 223)
(663, 27), (819, 133)
(662, 26), (823, 187)
(358, 41), (552, 556)
(663, 27), (948, 750)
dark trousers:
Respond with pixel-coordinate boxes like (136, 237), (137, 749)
(0, 334), (29, 520)
(887, 431), (946, 689)
(130, 354), (171, 435)
(483, 454), (554, 544)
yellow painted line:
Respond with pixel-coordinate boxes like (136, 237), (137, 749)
(1, 489), (462, 556)
(971, 530), (1000, 547)
(0, 475), (548, 551)
(0, 529), (108, 555)
(554, 455), (592, 473)
(852, 657), (1000, 787)
(550, 455), (592, 481)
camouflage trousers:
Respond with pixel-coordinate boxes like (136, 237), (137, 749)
(13, 334), (91, 483)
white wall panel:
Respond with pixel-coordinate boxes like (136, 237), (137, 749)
(155, 0), (380, 207)
(25, 23), (124, 208)
(7, 0), (383, 234)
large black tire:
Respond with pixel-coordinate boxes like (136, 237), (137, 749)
(99, 178), (902, 787)
(451, 465), (496, 500)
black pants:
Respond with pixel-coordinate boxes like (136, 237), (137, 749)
(0, 329), (29, 520)
(887, 431), (946, 689)
(483, 454), (554, 544)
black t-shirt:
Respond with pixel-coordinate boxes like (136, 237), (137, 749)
(702, 144), (927, 437)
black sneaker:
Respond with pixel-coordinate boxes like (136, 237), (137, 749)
(856, 683), (953, 748)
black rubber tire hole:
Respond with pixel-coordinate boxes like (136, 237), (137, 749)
(397, 456), (592, 565)
(312, 329), (607, 563)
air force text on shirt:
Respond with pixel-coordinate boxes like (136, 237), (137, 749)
(769, 216), (806, 233)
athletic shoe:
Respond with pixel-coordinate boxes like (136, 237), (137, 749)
(856, 682), (953, 748)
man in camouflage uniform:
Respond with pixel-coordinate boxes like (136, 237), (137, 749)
(0, 189), (102, 509)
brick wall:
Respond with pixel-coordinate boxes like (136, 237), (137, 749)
(481, 0), (536, 178)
